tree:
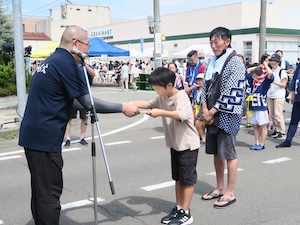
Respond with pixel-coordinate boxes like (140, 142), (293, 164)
(0, 0), (14, 64)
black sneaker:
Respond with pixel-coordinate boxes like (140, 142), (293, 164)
(269, 131), (278, 137)
(169, 209), (193, 225)
(274, 133), (286, 140)
(79, 138), (88, 146)
(161, 207), (178, 224)
(64, 140), (70, 148)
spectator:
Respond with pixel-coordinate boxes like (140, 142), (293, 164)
(276, 62), (300, 148)
(238, 54), (252, 128)
(168, 62), (184, 90)
(193, 73), (206, 144)
(246, 54), (274, 150)
(121, 62), (129, 92)
(275, 50), (292, 73)
(65, 64), (96, 148)
(130, 64), (139, 91)
(296, 58), (300, 68)
(18, 25), (139, 225)
(108, 61), (114, 71)
(200, 27), (245, 208)
(185, 50), (206, 98)
(267, 54), (288, 140)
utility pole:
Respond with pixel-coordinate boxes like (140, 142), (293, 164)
(153, 0), (162, 68)
(12, 0), (27, 123)
(259, 0), (267, 57)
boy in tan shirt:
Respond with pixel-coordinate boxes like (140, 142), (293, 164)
(131, 67), (200, 225)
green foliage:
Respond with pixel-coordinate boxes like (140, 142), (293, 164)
(0, 62), (32, 97)
(0, 62), (16, 96)
(0, 0), (14, 64)
(0, 130), (18, 141)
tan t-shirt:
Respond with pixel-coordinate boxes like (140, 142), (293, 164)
(148, 90), (200, 151)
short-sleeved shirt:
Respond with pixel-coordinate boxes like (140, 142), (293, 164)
(267, 67), (287, 99)
(122, 64), (129, 78)
(19, 48), (89, 152)
(148, 90), (200, 151)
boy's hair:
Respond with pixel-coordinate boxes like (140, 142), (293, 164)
(148, 67), (176, 88)
(210, 27), (232, 47)
(252, 67), (263, 76)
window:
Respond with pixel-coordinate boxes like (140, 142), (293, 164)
(266, 41), (300, 66)
(243, 41), (252, 62)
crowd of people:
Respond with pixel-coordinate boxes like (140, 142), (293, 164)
(20, 24), (300, 225)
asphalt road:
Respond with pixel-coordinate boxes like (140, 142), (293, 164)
(1, 86), (300, 225)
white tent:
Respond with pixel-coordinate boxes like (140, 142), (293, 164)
(143, 47), (169, 58)
(173, 44), (213, 58)
(128, 48), (145, 58)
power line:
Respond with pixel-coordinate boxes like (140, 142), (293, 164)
(22, 0), (60, 17)
(23, 3), (62, 18)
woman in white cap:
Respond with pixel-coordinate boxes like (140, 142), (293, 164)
(267, 53), (288, 140)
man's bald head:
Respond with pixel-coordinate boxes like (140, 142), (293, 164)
(59, 25), (88, 48)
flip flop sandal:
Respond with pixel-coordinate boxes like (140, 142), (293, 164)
(213, 198), (236, 208)
(201, 191), (223, 200)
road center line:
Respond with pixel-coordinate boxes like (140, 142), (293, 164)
(105, 141), (131, 146)
(0, 150), (23, 157)
(61, 198), (104, 211)
(0, 155), (22, 161)
(150, 136), (165, 139)
(62, 148), (81, 153)
(262, 157), (292, 164)
(140, 181), (175, 191)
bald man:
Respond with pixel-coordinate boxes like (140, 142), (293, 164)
(19, 25), (139, 225)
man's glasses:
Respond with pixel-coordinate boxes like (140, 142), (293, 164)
(74, 39), (90, 47)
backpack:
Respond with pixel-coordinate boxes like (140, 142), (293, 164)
(279, 69), (291, 98)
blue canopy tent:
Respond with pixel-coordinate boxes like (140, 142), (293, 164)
(88, 37), (129, 57)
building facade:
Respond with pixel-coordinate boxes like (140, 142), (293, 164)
(22, 3), (111, 53)
(87, 1), (300, 66)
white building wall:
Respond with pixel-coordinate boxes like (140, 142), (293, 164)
(36, 4), (110, 42)
(88, 1), (300, 64)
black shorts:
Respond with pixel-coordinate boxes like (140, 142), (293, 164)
(71, 110), (88, 120)
(171, 148), (199, 186)
(206, 126), (237, 160)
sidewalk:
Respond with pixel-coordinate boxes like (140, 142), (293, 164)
(0, 108), (19, 138)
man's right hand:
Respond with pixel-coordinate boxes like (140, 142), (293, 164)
(122, 103), (140, 117)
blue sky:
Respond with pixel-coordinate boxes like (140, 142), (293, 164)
(5, 0), (261, 20)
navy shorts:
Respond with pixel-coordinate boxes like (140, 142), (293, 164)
(171, 148), (199, 186)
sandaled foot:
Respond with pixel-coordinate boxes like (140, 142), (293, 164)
(213, 197), (236, 208)
(202, 191), (223, 200)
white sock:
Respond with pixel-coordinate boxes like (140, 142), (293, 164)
(185, 209), (189, 214)
(176, 205), (182, 210)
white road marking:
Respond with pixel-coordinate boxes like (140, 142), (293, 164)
(62, 147), (81, 152)
(0, 150), (23, 157)
(140, 181), (175, 191)
(0, 219), (3, 224)
(69, 114), (150, 144)
(207, 168), (244, 176)
(105, 141), (131, 146)
(61, 198), (104, 211)
(0, 155), (22, 161)
(262, 157), (292, 164)
(150, 135), (165, 139)
(1, 115), (149, 160)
